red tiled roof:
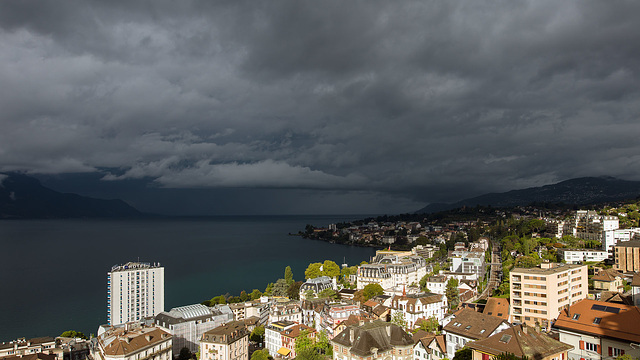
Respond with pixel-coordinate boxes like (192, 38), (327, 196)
(554, 299), (640, 343)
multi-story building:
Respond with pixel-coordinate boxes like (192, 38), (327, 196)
(280, 324), (316, 359)
(557, 249), (609, 264)
(0, 337), (57, 358)
(314, 303), (361, 339)
(424, 275), (447, 295)
(331, 321), (414, 360)
(602, 228), (640, 254)
(389, 294), (448, 330)
(510, 262), (588, 328)
(265, 321), (297, 357)
(107, 262), (164, 326)
(357, 251), (427, 292)
(441, 308), (510, 359)
(613, 240), (640, 272)
(269, 299), (302, 324)
(200, 321), (248, 360)
(154, 304), (233, 353)
(554, 299), (640, 360)
(299, 276), (335, 300)
(467, 324), (572, 360)
(94, 322), (172, 360)
(564, 211), (619, 242)
(450, 252), (485, 279)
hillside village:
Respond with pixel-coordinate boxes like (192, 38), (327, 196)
(3, 200), (640, 360)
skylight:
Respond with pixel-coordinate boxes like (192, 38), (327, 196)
(572, 313), (580, 320)
(480, 329), (486, 334)
(499, 334), (512, 344)
(593, 317), (601, 324)
(591, 304), (621, 313)
(465, 325), (471, 330)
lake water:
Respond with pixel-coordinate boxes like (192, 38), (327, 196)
(0, 216), (376, 341)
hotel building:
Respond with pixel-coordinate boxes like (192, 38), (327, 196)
(108, 261), (165, 326)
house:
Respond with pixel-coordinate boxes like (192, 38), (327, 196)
(280, 324), (316, 359)
(553, 299), (640, 360)
(558, 249), (609, 264)
(592, 269), (624, 292)
(269, 299), (302, 324)
(413, 333), (446, 360)
(94, 323), (172, 360)
(482, 297), (509, 321)
(442, 308), (511, 359)
(425, 276), (448, 295)
(331, 321), (415, 360)
(614, 240), (640, 272)
(299, 276), (336, 300)
(389, 293), (448, 330)
(200, 321), (249, 360)
(265, 321), (297, 358)
(467, 324), (572, 360)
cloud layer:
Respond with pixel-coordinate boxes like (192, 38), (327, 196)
(1, 1), (640, 211)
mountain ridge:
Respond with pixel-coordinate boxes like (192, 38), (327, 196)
(416, 176), (640, 214)
(0, 173), (143, 219)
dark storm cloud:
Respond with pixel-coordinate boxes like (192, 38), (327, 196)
(1, 0), (640, 213)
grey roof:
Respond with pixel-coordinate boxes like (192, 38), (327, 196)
(332, 320), (414, 357)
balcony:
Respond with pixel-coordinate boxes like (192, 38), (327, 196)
(513, 307), (522, 315)
(512, 284), (522, 290)
(513, 300), (522, 306)
(513, 292), (521, 299)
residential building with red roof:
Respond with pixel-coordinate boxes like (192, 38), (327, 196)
(553, 299), (640, 360)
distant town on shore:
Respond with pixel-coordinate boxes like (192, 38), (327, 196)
(4, 192), (640, 360)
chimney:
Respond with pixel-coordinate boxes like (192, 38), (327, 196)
(386, 325), (391, 337)
(522, 325), (527, 335)
(349, 329), (354, 343)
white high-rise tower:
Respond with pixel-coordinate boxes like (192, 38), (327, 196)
(107, 261), (164, 325)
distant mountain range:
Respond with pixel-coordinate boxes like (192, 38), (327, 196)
(416, 176), (640, 214)
(0, 173), (142, 219)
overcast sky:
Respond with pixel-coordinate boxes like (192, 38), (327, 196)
(1, 1), (640, 215)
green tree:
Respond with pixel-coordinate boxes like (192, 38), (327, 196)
(362, 283), (384, 300)
(315, 330), (332, 356)
(391, 311), (407, 329)
(415, 316), (440, 334)
(322, 260), (341, 278)
(178, 347), (192, 360)
(305, 263), (323, 279)
(250, 289), (263, 300)
(285, 266), (294, 285)
(251, 325), (265, 343)
(251, 349), (271, 360)
(318, 288), (338, 299)
(60, 330), (88, 340)
(304, 289), (315, 299)
(288, 281), (303, 300)
(239, 290), (249, 302)
(272, 278), (290, 297)
(446, 278), (459, 309)
(294, 329), (314, 354)
(453, 348), (472, 360)
(295, 348), (322, 360)
(264, 283), (274, 296)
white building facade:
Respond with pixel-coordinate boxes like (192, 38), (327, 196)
(108, 262), (165, 326)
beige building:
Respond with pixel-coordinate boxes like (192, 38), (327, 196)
(592, 269), (624, 292)
(510, 262), (588, 328)
(467, 324), (572, 360)
(331, 321), (414, 360)
(200, 321), (248, 360)
(613, 240), (640, 272)
(94, 323), (173, 360)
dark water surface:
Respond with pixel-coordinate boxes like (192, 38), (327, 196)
(0, 216), (376, 341)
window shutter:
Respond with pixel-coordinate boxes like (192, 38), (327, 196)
(579, 341), (584, 350)
(608, 347), (612, 357)
(597, 345), (601, 354)
(621, 351), (625, 356)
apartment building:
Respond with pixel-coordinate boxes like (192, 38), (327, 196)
(0, 337), (57, 358)
(613, 240), (640, 272)
(603, 228), (640, 254)
(265, 321), (297, 357)
(510, 263), (588, 328)
(564, 211), (619, 241)
(108, 262), (164, 326)
(557, 249), (608, 264)
(200, 321), (248, 360)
